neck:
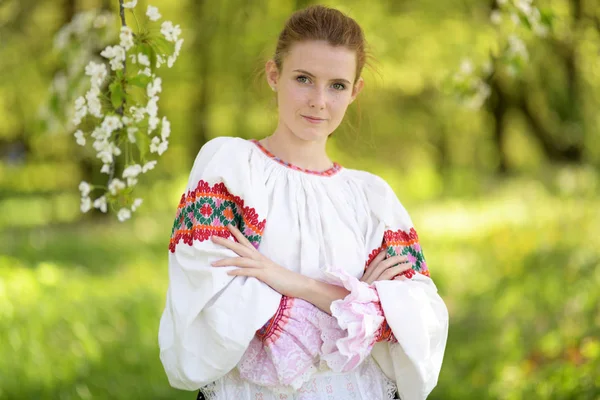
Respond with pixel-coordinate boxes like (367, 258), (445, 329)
(264, 125), (333, 171)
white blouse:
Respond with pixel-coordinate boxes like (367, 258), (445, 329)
(158, 136), (449, 400)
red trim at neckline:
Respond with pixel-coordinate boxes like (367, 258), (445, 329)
(250, 139), (342, 177)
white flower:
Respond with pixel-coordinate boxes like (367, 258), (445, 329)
(74, 130), (86, 146)
(93, 196), (107, 213)
(142, 160), (157, 173)
(101, 164), (111, 174)
(459, 59), (474, 75)
(129, 54), (137, 64)
(150, 136), (161, 153)
(507, 34), (528, 61)
(148, 116), (160, 134)
(490, 10), (502, 25)
(157, 139), (169, 155)
(79, 181), (91, 197)
(123, 164), (143, 179)
(160, 21), (181, 42)
(74, 96), (86, 112)
(127, 177), (138, 187)
(86, 86), (103, 118)
(156, 54), (165, 68)
(175, 38), (184, 54)
(147, 5), (161, 21)
(101, 115), (123, 134)
(160, 116), (171, 140)
(147, 77), (162, 97)
(146, 96), (158, 117)
(123, 0), (137, 8)
(117, 208), (132, 222)
(108, 178), (126, 195)
(139, 67), (152, 76)
(91, 126), (108, 140)
(119, 26), (134, 51)
(73, 96), (87, 125)
(80, 196), (92, 213)
(130, 106), (146, 122)
(97, 149), (113, 164)
(100, 45), (126, 70)
(167, 38), (184, 68)
(516, 0), (532, 16)
(137, 53), (150, 67)
(127, 126), (139, 143)
(131, 198), (143, 212)
(84, 61), (107, 87)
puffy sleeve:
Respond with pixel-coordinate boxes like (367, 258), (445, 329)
(322, 172), (449, 400)
(364, 174), (448, 400)
(158, 136), (281, 390)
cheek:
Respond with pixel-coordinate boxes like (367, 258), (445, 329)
(280, 88), (305, 113)
(329, 95), (350, 118)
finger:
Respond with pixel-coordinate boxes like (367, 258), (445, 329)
(366, 250), (387, 269)
(227, 268), (259, 277)
(211, 257), (260, 268)
(370, 255), (409, 281)
(211, 235), (254, 257)
(362, 250), (388, 282)
(378, 263), (413, 281)
(226, 224), (254, 248)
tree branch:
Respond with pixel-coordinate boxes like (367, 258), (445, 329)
(109, 0), (129, 183)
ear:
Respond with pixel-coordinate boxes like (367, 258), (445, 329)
(349, 77), (364, 104)
(265, 59), (280, 90)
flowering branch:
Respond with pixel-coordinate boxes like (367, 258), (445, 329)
(446, 0), (553, 110)
(65, 0), (183, 221)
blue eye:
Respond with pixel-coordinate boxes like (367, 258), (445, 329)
(332, 83), (346, 91)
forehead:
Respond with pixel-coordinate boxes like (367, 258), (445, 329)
(283, 40), (356, 80)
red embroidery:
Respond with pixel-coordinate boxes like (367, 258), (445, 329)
(169, 180), (266, 253)
(365, 227), (430, 277)
(256, 296), (293, 345)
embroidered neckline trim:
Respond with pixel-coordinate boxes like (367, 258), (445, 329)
(249, 139), (342, 177)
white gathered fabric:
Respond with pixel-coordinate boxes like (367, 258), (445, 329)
(158, 136), (449, 400)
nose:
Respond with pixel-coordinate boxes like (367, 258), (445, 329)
(308, 87), (326, 110)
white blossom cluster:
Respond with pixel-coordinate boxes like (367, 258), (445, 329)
(66, 2), (182, 222)
(40, 10), (116, 135)
(451, 59), (493, 110)
(451, 0), (551, 110)
(491, 0), (549, 37)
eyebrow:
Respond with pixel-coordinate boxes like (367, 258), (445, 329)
(293, 69), (352, 85)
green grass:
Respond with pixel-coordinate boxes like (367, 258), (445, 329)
(1, 179), (599, 399)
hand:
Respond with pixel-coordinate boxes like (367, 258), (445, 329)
(360, 249), (415, 285)
(210, 224), (305, 297)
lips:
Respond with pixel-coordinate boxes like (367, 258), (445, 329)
(301, 115), (326, 122)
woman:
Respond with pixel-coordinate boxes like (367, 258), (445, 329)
(159, 5), (448, 400)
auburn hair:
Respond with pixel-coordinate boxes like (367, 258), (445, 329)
(273, 5), (369, 84)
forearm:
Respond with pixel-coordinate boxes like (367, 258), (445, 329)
(292, 275), (349, 315)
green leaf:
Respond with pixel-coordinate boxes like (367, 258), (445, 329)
(128, 74), (152, 88)
(519, 13), (532, 30)
(539, 9), (555, 28)
(110, 81), (124, 109)
(136, 129), (150, 159)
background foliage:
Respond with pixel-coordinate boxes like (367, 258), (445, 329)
(0, 0), (598, 398)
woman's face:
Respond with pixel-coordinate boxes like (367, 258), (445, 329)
(266, 40), (364, 142)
